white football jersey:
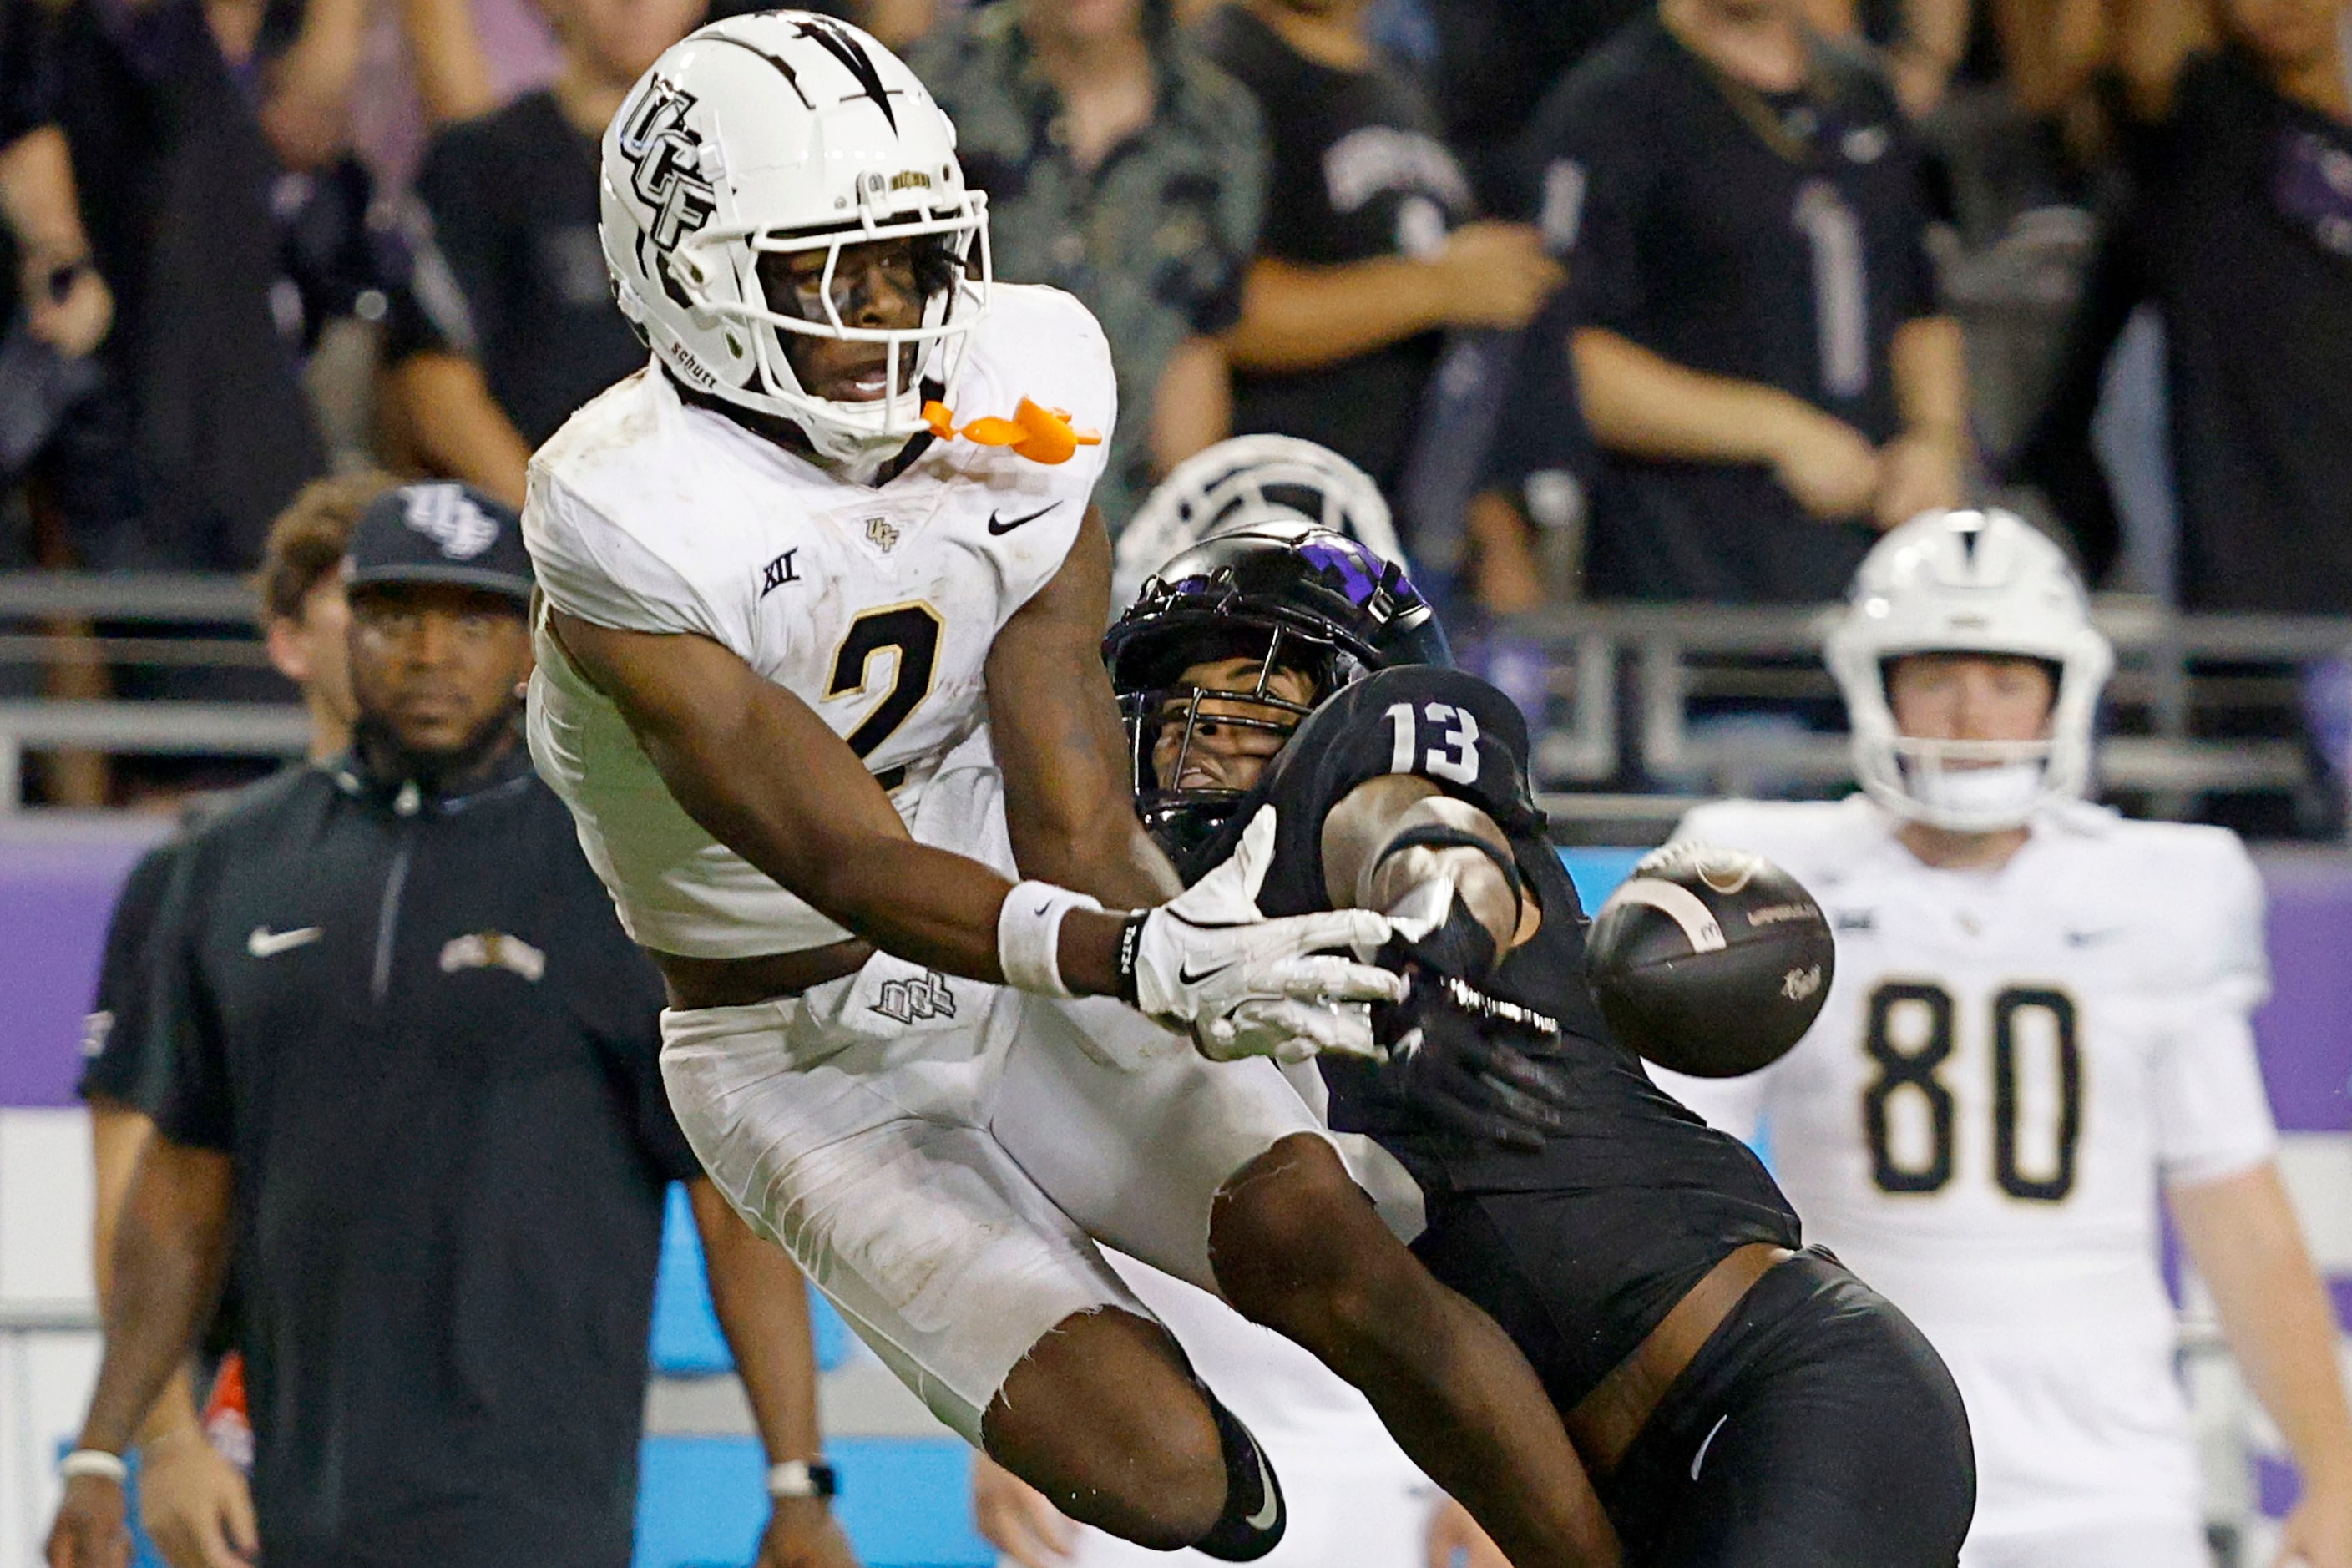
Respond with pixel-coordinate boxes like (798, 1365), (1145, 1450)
(1662, 796), (2277, 1543)
(524, 284), (1115, 959)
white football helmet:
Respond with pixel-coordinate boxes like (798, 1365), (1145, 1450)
(1825, 508), (2113, 832)
(599, 12), (989, 470)
(1114, 436), (1407, 606)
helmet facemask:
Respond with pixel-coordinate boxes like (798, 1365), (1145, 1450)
(1118, 621), (1338, 862)
(685, 185), (990, 474)
(1828, 508), (2115, 834)
(1866, 658), (2071, 831)
(1834, 640), (2111, 833)
(715, 192), (983, 470)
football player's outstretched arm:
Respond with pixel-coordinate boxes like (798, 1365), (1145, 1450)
(548, 609), (1397, 1023)
(550, 608), (1108, 986)
(1318, 774), (1576, 1149)
(986, 505), (1185, 909)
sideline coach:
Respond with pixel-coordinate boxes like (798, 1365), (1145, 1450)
(48, 485), (858, 1568)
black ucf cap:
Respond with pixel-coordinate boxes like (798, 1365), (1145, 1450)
(346, 482), (533, 604)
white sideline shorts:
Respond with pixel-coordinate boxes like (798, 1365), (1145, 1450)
(660, 953), (1336, 1444)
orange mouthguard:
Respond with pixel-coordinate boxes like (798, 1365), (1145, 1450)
(923, 398), (1102, 466)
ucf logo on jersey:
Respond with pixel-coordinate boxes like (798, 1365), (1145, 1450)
(873, 970), (956, 1025)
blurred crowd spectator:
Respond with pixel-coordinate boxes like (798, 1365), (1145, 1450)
(1, 0), (2348, 807)
(2086, 0), (2349, 614)
(1502, 0), (1966, 604)
(1206, 0), (1562, 500)
(913, 0), (1263, 531)
(391, 0), (706, 507)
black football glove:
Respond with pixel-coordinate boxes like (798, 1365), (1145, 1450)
(1372, 968), (1579, 1154)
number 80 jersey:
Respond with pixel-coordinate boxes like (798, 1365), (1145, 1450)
(522, 285), (1115, 959)
(1660, 796), (2278, 1351)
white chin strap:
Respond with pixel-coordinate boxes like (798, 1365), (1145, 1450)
(1908, 761), (2044, 825)
(1891, 737), (2051, 831)
(812, 416), (920, 484)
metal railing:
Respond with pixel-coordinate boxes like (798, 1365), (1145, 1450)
(0, 574), (300, 810)
(2, 573), (2349, 828)
(0, 702), (311, 812)
(1499, 598), (2352, 832)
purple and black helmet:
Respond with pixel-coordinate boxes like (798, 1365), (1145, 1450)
(1102, 520), (1450, 855)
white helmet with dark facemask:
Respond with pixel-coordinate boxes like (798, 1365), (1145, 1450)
(599, 11), (989, 473)
(1826, 508), (2113, 832)
(1113, 436), (1408, 607)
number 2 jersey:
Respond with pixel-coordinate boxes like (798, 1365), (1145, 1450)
(1663, 797), (2278, 1541)
(1191, 664), (1801, 1408)
(521, 283), (1115, 959)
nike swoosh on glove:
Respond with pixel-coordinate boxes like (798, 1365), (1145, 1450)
(1131, 807), (1402, 1060)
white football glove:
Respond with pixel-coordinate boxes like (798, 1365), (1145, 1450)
(1204, 998), (1378, 1064)
(1127, 807), (1402, 1060)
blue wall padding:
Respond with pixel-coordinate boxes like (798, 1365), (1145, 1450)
(1557, 846), (1645, 912)
(635, 1434), (991, 1568)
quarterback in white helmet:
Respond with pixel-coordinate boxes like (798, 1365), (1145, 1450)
(1663, 509), (2352, 1566)
(522, 17), (1611, 1568)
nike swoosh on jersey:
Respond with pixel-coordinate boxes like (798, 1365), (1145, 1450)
(986, 503), (1060, 536)
(2064, 926), (2127, 947)
(248, 925), (323, 958)
(1178, 959), (1237, 985)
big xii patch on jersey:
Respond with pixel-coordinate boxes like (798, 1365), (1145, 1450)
(523, 283), (1116, 959)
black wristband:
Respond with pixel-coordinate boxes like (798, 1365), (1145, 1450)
(1114, 911), (1148, 1005)
(1372, 823), (1524, 900)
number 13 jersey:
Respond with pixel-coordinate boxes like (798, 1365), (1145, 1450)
(1661, 796), (2278, 1542)
(523, 284), (1115, 959)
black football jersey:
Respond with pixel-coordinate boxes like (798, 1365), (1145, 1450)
(1191, 665), (1800, 1402)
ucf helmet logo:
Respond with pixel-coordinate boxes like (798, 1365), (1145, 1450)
(618, 81), (718, 260)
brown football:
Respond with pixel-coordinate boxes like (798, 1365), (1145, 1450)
(1585, 843), (1835, 1078)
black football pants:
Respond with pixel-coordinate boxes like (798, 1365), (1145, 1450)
(1595, 1247), (1975, 1567)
